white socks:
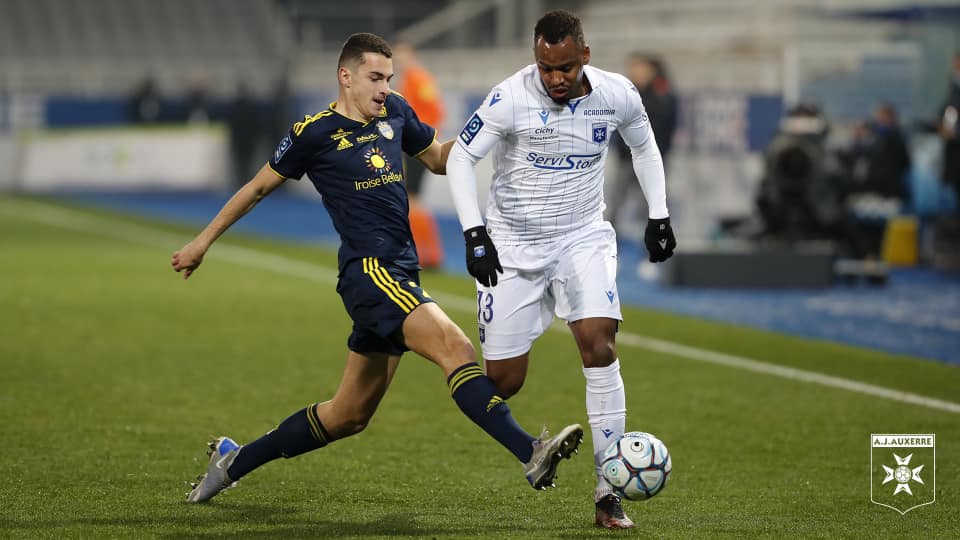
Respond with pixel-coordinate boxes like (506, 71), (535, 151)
(583, 359), (626, 501)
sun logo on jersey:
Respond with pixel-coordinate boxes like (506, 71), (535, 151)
(364, 147), (392, 174)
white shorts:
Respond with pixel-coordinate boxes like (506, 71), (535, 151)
(476, 221), (622, 360)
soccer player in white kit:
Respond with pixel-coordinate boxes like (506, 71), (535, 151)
(446, 10), (677, 529)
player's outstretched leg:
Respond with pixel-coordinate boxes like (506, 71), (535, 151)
(186, 436), (241, 503)
(524, 424), (584, 490)
(405, 303), (583, 489)
(185, 404), (332, 503)
(184, 352), (396, 503)
(447, 363), (583, 490)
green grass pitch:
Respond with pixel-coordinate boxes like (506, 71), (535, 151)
(1, 195), (958, 538)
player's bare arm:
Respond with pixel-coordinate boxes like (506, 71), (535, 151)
(171, 164), (287, 279)
(416, 139), (454, 175)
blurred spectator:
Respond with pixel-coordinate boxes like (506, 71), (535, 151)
(393, 41), (445, 268)
(843, 103), (911, 201)
(227, 82), (262, 185)
(840, 103), (912, 258)
(182, 78), (212, 124)
(940, 52), (960, 206)
(268, 76), (295, 142)
(393, 41), (445, 146)
(129, 77), (162, 124)
(606, 53), (678, 229)
(933, 52), (960, 270)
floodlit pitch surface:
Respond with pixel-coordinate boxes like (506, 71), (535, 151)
(1, 196), (957, 538)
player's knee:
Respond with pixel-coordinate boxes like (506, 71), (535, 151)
(581, 340), (616, 368)
(498, 376), (524, 399)
(487, 369), (524, 398)
(326, 403), (377, 437)
(445, 325), (476, 362)
(338, 412), (373, 436)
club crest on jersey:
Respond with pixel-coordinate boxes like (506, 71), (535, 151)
(592, 123), (608, 144)
(274, 135), (292, 162)
(376, 121), (394, 140)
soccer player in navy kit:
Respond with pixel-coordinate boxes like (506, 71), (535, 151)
(172, 33), (582, 504)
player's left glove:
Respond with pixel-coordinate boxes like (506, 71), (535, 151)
(464, 226), (503, 287)
(644, 217), (677, 263)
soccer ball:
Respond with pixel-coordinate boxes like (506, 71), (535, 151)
(600, 431), (672, 501)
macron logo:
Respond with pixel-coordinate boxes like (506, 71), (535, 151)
(602, 429), (615, 438)
(489, 92), (502, 106)
(538, 110), (549, 124)
(605, 290), (615, 303)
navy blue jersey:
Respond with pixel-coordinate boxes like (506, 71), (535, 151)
(269, 93), (437, 271)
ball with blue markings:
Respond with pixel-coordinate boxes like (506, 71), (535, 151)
(600, 431), (672, 501)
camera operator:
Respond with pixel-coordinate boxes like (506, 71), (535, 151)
(756, 103), (847, 246)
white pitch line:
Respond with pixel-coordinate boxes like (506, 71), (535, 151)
(4, 197), (959, 415)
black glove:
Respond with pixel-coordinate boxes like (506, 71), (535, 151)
(464, 226), (503, 287)
(644, 217), (677, 263)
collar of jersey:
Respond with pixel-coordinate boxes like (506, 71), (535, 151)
(328, 101), (388, 126)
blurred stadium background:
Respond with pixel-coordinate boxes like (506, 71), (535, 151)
(1, 0), (958, 359)
(4, 0), (958, 360)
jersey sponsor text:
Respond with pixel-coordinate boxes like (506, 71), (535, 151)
(526, 152), (602, 170)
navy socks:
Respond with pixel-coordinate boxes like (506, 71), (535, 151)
(447, 363), (535, 463)
(227, 404), (330, 480)
(226, 362), (536, 481)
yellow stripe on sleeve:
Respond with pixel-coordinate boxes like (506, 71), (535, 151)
(293, 110), (334, 136)
(266, 162), (287, 179)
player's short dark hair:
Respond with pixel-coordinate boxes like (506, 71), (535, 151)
(534, 10), (585, 49)
(338, 33), (392, 69)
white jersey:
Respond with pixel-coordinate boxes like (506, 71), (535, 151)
(455, 64), (655, 244)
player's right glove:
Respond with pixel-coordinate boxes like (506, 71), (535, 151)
(644, 217), (677, 263)
(464, 226), (503, 287)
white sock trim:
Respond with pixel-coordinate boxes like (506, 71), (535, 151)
(582, 359), (623, 393)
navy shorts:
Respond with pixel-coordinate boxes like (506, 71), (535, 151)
(336, 257), (435, 355)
